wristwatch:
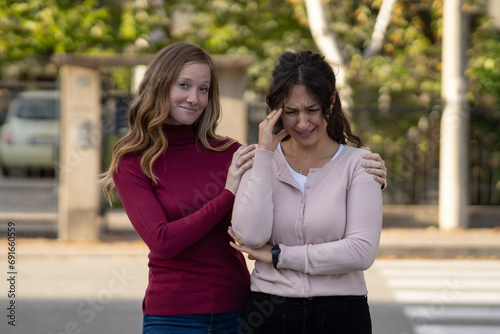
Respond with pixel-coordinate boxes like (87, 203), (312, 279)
(272, 244), (281, 269)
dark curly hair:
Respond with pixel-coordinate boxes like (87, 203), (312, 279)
(266, 50), (362, 147)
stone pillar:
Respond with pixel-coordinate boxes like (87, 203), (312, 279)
(58, 65), (102, 240)
(213, 55), (254, 144)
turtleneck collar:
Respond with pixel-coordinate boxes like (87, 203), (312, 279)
(164, 124), (198, 146)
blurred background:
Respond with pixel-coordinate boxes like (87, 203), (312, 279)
(0, 1), (499, 334)
(0, 0), (498, 237)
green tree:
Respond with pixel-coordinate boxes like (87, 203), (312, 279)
(0, 0), (155, 80)
(159, 0), (316, 94)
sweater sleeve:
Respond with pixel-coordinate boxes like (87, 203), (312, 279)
(278, 157), (383, 275)
(232, 149), (275, 248)
(113, 155), (235, 260)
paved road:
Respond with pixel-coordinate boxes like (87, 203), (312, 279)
(1, 176), (499, 333)
(0, 241), (499, 334)
(367, 259), (500, 334)
(0, 176), (58, 236)
(0, 175), (58, 213)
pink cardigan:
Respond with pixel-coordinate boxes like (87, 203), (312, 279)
(232, 146), (383, 298)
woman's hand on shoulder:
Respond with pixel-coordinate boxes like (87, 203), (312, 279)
(361, 147), (388, 189)
(224, 144), (256, 195)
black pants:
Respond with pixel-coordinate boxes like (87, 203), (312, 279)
(238, 292), (372, 334)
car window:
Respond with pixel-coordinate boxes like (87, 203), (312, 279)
(16, 99), (59, 120)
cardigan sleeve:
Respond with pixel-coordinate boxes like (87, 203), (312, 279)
(277, 157), (383, 275)
(232, 149), (275, 248)
(113, 154), (235, 260)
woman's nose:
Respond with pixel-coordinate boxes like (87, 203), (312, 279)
(186, 89), (198, 104)
(297, 112), (309, 129)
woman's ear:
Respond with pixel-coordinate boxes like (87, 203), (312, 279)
(329, 91), (337, 114)
(331, 91), (337, 108)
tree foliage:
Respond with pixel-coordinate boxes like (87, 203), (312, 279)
(159, 0), (316, 94)
(0, 0), (498, 111)
(0, 0), (155, 80)
(1, 0), (498, 204)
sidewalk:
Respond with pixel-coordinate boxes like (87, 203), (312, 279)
(1, 226), (499, 334)
(378, 227), (500, 258)
(4, 226), (500, 259)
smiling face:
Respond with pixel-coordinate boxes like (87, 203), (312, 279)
(166, 63), (211, 126)
(281, 84), (329, 147)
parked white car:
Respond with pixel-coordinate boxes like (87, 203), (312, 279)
(0, 90), (59, 176)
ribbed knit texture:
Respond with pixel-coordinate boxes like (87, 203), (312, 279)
(114, 124), (250, 315)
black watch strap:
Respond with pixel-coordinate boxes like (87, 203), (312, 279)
(272, 244), (281, 269)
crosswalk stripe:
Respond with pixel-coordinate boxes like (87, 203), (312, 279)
(404, 305), (500, 334)
(375, 259), (500, 269)
(369, 260), (500, 333)
(386, 278), (500, 289)
(378, 269), (500, 278)
(413, 325), (500, 334)
(394, 290), (500, 304)
(404, 305), (500, 321)
(371, 259), (500, 305)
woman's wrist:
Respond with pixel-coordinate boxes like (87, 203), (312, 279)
(272, 244), (281, 269)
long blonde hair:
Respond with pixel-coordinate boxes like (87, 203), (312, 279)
(100, 42), (235, 203)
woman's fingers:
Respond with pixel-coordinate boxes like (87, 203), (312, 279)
(268, 107), (283, 125)
(362, 153), (386, 171)
(232, 144), (256, 170)
(362, 151), (388, 188)
(259, 108), (280, 131)
(361, 146), (372, 153)
(225, 145), (256, 194)
(259, 108), (286, 151)
(228, 227), (249, 253)
(227, 226), (241, 243)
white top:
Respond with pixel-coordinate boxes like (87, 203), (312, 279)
(277, 143), (345, 192)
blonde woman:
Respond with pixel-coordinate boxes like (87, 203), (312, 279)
(101, 43), (386, 334)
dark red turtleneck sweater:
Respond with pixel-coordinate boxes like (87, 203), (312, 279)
(113, 124), (250, 315)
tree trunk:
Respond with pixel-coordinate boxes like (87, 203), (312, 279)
(439, 0), (469, 230)
(305, 0), (397, 110)
(304, 0), (352, 109)
(363, 0), (398, 58)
